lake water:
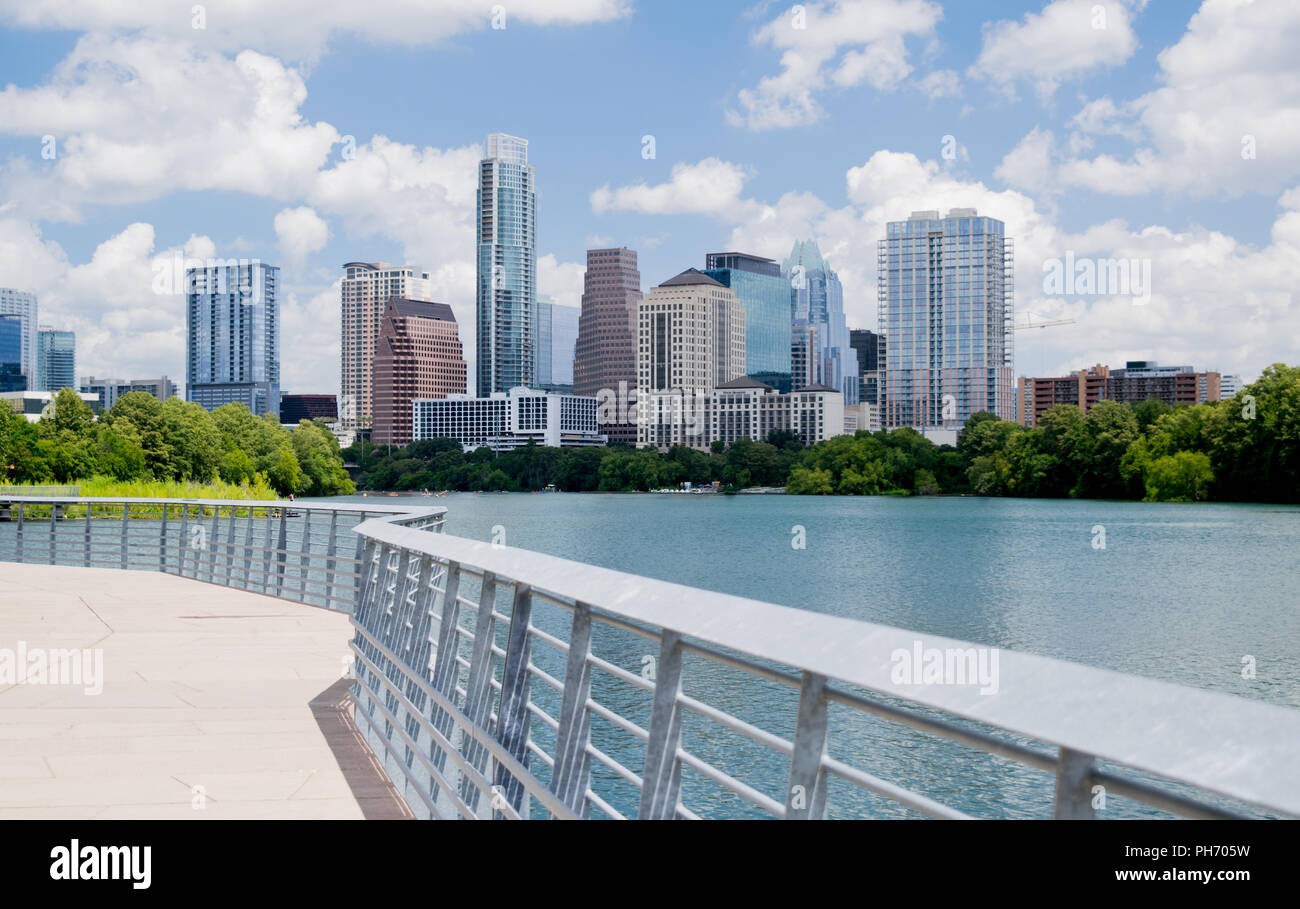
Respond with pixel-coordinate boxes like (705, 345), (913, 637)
(321, 492), (1300, 818)
(334, 492), (1300, 709)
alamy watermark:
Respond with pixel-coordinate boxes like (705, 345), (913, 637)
(151, 254), (266, 302)
(890, 640), (999, 695)
(1042, 251), (1151, 305)
(0, 641), (103, 695)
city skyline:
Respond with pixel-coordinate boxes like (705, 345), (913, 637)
(0, 2), (1294, 402)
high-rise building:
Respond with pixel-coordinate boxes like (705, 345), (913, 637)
(849, 328), (880, 405)
(574, 247), (642, 445)
(533, 296), (579, 392)
(703, 252), (791, 390)
(371, 297), (467, 447)
(36, 328), (75, 392)
(791, 321), (818, 389)
(878, 209), (1014, 431)
(1016, 361), (1221, 427)
(477, 133), (537, 397)
(185, 261), (280, 416)
(0, 315), (25, 392)
(637, 269), (745, 447)
(783, 241), (858, 405)
(1220, 375), (1243, 398)
(80, 376), (178, 411)
(341, 261), (433, 431)
(0, 288), (38, 386)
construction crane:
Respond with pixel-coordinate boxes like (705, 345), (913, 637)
(1010, 316), (1077, 331)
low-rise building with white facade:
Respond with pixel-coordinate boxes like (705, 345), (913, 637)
(640, 377), (845, 451)
(413, 386), (606, 452)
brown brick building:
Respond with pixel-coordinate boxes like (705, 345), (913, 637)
(1018, 362), (1221, 427)
(372, 297), (466, 446)
(574, 248), (641, 445)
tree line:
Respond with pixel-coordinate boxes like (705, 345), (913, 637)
(346, 363), (1299, 504)
(0, 389), (355, 496)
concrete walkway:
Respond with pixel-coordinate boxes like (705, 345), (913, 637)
(0, 562), (411, 819)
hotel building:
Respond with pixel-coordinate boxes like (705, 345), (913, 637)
(413, 386), (606, 452)
(640, 377), (845, 451)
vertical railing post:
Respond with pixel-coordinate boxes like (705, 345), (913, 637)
(427, 560), (463, 818)
(298, 510), (313, 603)
(550, 601), (594, 818)
(178, 504), (189, 577)
(324, 509), (340, 608)
(119, 501), (129, 569)
(159, 503), (168, 573)
(15, 503), (23, 561)
(1053, 747), (1096, 819)
(639, 630), (685, 820)
(785, 671), (830, 819)
(85, 500), (93, 568)
(352, 513), (368, 605)
(459, 571), (499, 815)
(274, 506), (288, 598)
(48, 499), (58, 565)
(492, 583), (534, 818)
(208, 505), (219, 582)
(225, 504), (237, 585)
(242, 506), (254, 589)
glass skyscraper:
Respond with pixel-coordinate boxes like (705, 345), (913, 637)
(782, 240), (858, 404)
(533, 297), (579, 391)
(0, 288), (38, 386)
(476, 133), (537, 397)
(36, 328), (75, 392)
(703, 252), (792, 391)
(0, 315), (25, 392)
(185, 261), (280, 416)
(878, 208), (1014, 430)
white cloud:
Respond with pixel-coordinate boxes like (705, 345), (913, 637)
(916, 69), (962, 100)
(995, 127), (1058, 195)
(971, 0), (1143, 100)
(0, 36), (339, 219)
(0, 0), (632, 60)
(274, 206), (330, 262)
(538, 254), (585, 310)
(1058, 0), (1300, 197)
(591, 159), (754, 216)
(727, 0), (943, 131)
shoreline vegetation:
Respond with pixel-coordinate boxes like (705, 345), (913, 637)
(345, 364), (1299, 505)
(2, 364), (1295, 505)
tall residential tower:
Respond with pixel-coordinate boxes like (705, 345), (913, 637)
(878, 209), (1014, 431)
(0, 288), (37, 386)
(340, 262), (433, 431)
(476, 133), (537, 397)
(185, 261), (280, 416)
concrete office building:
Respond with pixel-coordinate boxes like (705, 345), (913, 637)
(186, 261), (279, 416)
(0, 288), (37, 386)
(1017, 361), (1222, 427)
(340, 261), (434, 431)
(80, 376), (177, 412)
(413, 386), (605, 452)
(36, 328), (75, 392)
(574, 247), (642, 446)
(703, 252), (792, 390)
(640, 377), (845, 452)
(878, 209), (1014, 430)
(783, 240), (858, 405)
(372, 298), (467, 447)
(477, 133), (537, 397)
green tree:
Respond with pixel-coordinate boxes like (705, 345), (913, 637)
(1145, 451), (1214, 502)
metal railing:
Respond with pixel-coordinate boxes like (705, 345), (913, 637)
(2, 495), (1298, 820)
(0, 484), (80, 497)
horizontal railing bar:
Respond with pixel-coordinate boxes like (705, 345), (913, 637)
(821, 755), (974, 820)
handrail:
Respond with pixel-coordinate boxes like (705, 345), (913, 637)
(1, 495), (1296, 820)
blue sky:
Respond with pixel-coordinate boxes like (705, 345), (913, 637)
(0, 0), (1296, 396)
